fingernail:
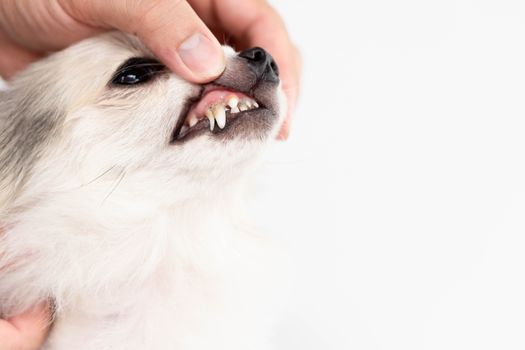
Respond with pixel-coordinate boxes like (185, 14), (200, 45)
(178, 33), (225, 80)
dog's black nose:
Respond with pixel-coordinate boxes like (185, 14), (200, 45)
(238, 47), (279, 83)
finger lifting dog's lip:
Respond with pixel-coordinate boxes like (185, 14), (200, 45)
(170, 84), (278, 144)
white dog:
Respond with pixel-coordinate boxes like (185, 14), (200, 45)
(0, 33), (287, 350)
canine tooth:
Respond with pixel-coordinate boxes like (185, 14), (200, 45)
(180, 125), (188, 135)
(206, 109), (215, 131)
(213, 104), (226, 129)
(227, 96), (239, 109)
(188, 114), (198, 127)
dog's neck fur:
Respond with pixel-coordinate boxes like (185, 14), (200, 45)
(1, 168), (253, 307)
(2, 179), (282, 350)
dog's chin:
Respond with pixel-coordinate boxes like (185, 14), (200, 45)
(169, 83), (280, 144)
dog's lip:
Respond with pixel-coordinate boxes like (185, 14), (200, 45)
(170, 84), (264, 143)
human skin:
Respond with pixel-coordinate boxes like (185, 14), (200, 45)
(0, 303), (50, 350)
(0, 0), (301, 139)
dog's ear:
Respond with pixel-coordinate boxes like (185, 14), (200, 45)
(0, 87), (63, 210)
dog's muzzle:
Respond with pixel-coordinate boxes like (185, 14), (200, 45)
(170, 47), (282, 143)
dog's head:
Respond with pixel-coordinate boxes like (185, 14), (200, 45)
(0, 33), (286, 208)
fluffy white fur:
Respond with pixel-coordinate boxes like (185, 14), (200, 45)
(0, 33), (287, 349)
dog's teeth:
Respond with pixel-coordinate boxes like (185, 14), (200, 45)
(231, 106), (240, 114)
(188, 114), (198, 128)
(239, 102), (249, 112)
(244, 99), (258, 110)
(206, 109), (215, 131)
(180, 125), (188, 135)
(213, 104), (226, 129)
(227, 96), (239, 110)
(246, 99), (258, 109)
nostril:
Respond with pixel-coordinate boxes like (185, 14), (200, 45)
(238, 47), (280, 83)
(239, 47), (267, 63)
(252, 48), (265, 62)
(269, 60), (279, 77)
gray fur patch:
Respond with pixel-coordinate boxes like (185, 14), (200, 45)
(0, 91), (63, 208)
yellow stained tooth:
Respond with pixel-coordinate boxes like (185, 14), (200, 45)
(239, 103), (248, 112)
(206, 109), (215, 131)
(188, 114), (198, 127)
(213, 104), (226, 129)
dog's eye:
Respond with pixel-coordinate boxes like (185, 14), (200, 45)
(111, 58), (165, 86)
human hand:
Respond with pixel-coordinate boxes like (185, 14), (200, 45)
(0, 303), (51, 350)
(0, 0), (300, 139)
(188, 0), (301, 139)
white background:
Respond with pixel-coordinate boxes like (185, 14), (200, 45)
(256, 1), (525, 349)
(1, 1), (524, 349)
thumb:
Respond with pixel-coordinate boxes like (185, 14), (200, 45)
(61, 0), (225, 83)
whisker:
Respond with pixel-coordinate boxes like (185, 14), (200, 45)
(222, 33), (232, 47)
(83, 166), (117, 187)
(102, 169), (126, 204)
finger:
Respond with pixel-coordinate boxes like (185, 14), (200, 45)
(0, 302), (51, 350)
(59, 0), (225, 83)
(245, 13), (301, 140)
(214, 1), (301, 139)
(276, 44), (302, 140)
(0, 29), (43, 79)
